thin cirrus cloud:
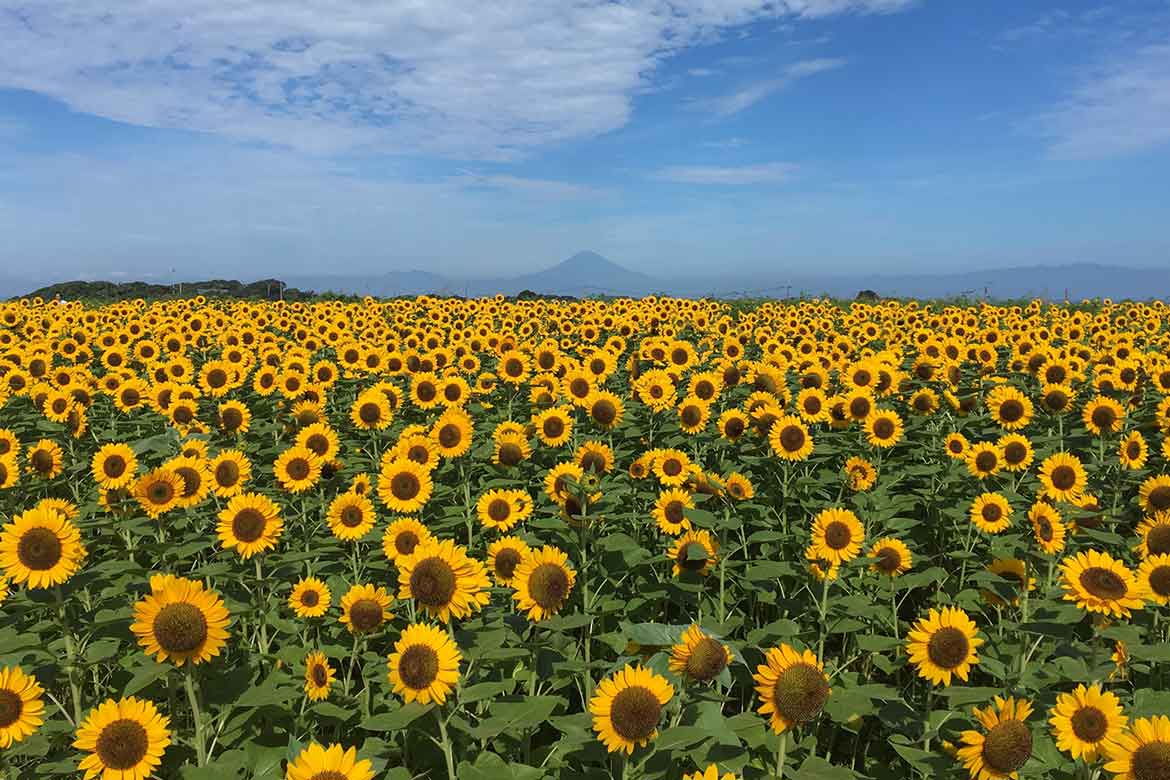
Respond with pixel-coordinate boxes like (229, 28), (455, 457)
(652, 161), (797, 184)
(0, 1), (909, 160)
(703, 58), (848, 116)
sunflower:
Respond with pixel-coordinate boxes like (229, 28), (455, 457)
(209, 449), (251, 497)
(971, 492), (1013, 534)
(285, 743), (374, 780)
(0, 428), (19, 461)
(966, 443), (1003, 479)
(753, 644), (831, 734)
(1040, 383), (1076, 414)
(944, 432), (970, 459)
(511, 545), (577, 622)
(26, 439), (63, 479)
(1135, 513), (1170, 559)
(718, 409), (749, 442)
(296, 422), (340, 462)
(684, 767), (736, 780)
(431, 409), (473, 459)
(387, 623), (462, 704)
(1029, 502), (1067, 555)
(339, 584), (393, 634)
(0, 505), (85, 588)
(1039, 452), (1087, 502)
(487, 536), (531, 586)
(997, 434), (1034, 472)
(982, 559), (1035, 607)
(587, 391), (625, 430)
(668, 530), (719, 577)
(493, 432), (532, 467)
(0, 455), (18, 490)
(303, 651), (336, 701)
(575, 441), (614, 474)
(769, 415), (814, 460)
(720, 471), (753, 501)
(1049, 683), (1126, 762)
(677, 396), (711, 435)
(1083, 395), (1125, 436)
(350, 391), (393, 431)
(796, 387), (831, 423)
(273, 446), (322, 494)
(476, 489), (532, 532)
(217, 492), (283, 559)
(381, 517), (433, 564)
(217, 400), (252, 435)
(1105, 716), (1170, 780)
(1114, 431), (1148, 470)
(956, 697), (1034, 780)
(74, 696), (171, 780)
(289, 577), (331, 618)
(0, 666), (45, 748)
(327, 492), (377, 542)
(0, 575), (7, 605)
(1061, 549), (1146, 618)
(1139, 475), (1170, 515)
(652, 488), (695, 536)
(131, 575), (230, 666)
(377, 458), (434, 514)
(1135, 553), (1170, 606)
(906, 606), (983, 687)
(843, 456), (877, 491)
(987, 386), (1033, 431)
(868, 537), (912, 577)
(653, 450), (693, 487)
(534, 406), (574, 447)
(590, 665), (674, 754)
(809, 508), (864, 565)
(133, 468), (183, 519)
(668, 625), (732, 683)
(164, 455), (212, 509)
(397, 539), (491, 623)
(91, 443), (138, 489)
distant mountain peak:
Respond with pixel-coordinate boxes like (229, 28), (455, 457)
(556, 250), (629, 272)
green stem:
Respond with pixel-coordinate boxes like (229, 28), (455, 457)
(775, 730), (789, 779)
(435, 708), (457, 780)
(816, 573), (831, 663)
(56, 589), (83, 726)
(184, 667), (207, 766)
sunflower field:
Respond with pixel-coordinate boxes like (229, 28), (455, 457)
(2, 294), (1170, 780)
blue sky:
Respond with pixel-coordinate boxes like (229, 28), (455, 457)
(1, 0), (1168, 282)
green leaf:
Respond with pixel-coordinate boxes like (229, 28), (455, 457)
(457, 751), (544, 780)
(360, 702), (434, 731)
(466, 696), (562, 740)
(122, 659), (170, 698)
(791, 755), (857, 779)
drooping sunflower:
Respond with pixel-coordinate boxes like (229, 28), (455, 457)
(1029, 502), (1067, 555)
(0, 665), (45, 748)
(590, 665), (674, 754)
(906, 606), (983, 687)
(864, 409), (903, 449)
(303, 651), (336, 701)
(809, 507), (864, 566)
(1039, 452), (1088, 503)
(216, 492), (283, 559)
(843, 456), (878, 492)
(868, 537), (912, 577)
(338, 584), (394, 635)
(209, 449), (251, 497)
(652, 488), (695, 536)
(487, 536), (531, 586)
(971, 492), (1013, 534)
(289, 577), (331, 618)
(1139, 475), (1170, 515)
(377, 458), (434, 514)
(575, 440), (614, 474)
(1104, 716), (1170, 780)
(26, 439), (64, 479)
(1082, 395), (1125, 436)
(1049, 683), (1127, 762)
(387, 623), (462, 704)
(956, 697), (1034, 780)
(0, 505), (85, 589)
(90, 442), (138, 489)
(723, 471), (754, 501)
(966, 442), (1003, 479)
(74, 696), (171, 780)
(476, 489), (532, 532)
(131, 575), (231, 666)
(512, 545), (577, 622)
(327, 492), (377, 542)
(668, 530), (719, 577)
(753, 644), (831, 734)
(1061, 549), (1146, 618)
(769, 415), (814, 461)
(668, 625), (732, 683)
(273, 446), (322, 494)
(397, 539), (491, 623)
(285, 743), (375, 780)
(998, 434), (1034, 472)
(381, 517), (433, 564)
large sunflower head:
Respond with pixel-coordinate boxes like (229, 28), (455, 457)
(864, 409), (903, 449)
(387, 623), (462, 705)
(668, 625), (733, 683)
(1105, 715), (1170, 780)
(1120, 431), (1149, 470)
(1139, 476), (1170, 515)
(769, 415), (814, 461)
(285, 743), (375, 780)
(753, 644), (831, 734)
(26, 439), (64, 479)
(133, 468), (183, 519)
(376, 458), (434, 515)
(966, 442), (1003, 479)
(1082, 395), (1125, 436)
(905, 606), (983, 687)
(303, 651), (336, 702)
(590, 665), (675, 754)
(987, 386), (1033, 430)
(970, 492), (1013, 535)
(289, 577), (332, 619)
(868, 537), (912, 577)
(209, 449), (251, 497)
(1135, 513), (1170, 559)
(486, 536), (531, 586)
(397, 539), (491, 623)
(1061, 549), (1146, 619)
(956, 697), (1034, 780)
(431, 409), (474, 459)
(130, 575), (231, 666)
(653, 488), (695, 536)
(512, 545), (577, 622)
(381, 517), (433, 564)
(534, 406), (574, 447)
(74, 696), (171, 780)
(476, 489), (532, 532)
(668, 529), (719, 577)
(327, 492), (377, 542)
(1049, 683), (1126, 763)
(0, 505), (85, 589)
(943, 432), (970, 460)
(588, 391), (625, 430)
(998, 433), (1034, 472)
(338, 584), (393, 635)
(350, 391), (393, 431)
(216, 492), (283, 559)
(90, 442), (138, 489)
(273, 446), (322, 494)
(0, 665), (45, 749)
(809, 507), (864, 565)
(493, 432), (532, 468)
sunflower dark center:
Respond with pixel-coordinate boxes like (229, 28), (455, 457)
(31, 450), (54, 473)
(173, 406), (193, 424)
(999, 400), (1023, 422)
(1050, 465), (1076, 490)
(175, 467), (201, 497)
(18, 527), (63, 570)
(391, 472), (420, 500)
(286, 458), (310, 481)
(593, 401), (617, 426)
(300, 589), (320, 607)
(487, 499), (510, 523)
(1080, 567), (1128, 600)
(153, 602), (208, 653)
(1127, 441), (1142, 459)
(444, 384), (461, 401)
(926, 627), (970, 670)
(359, 402), (381, 424)
(981, 720), (1033, 775)
(975, 451), (997, 472)
(398, 644), (440, 689)
(664, 500), (685, 525)
(410, 558), (457, 607)
(580, 452), (606, 473)
(504, 359), (523, 377)
(779, 425), (806, 452)
(147, 478), (175, 504)
(207, 369), (227, 388)
(498, 442), (522, 466)
(1131, 740), (1170, 780)
(232, 508), (267, 543)
(0, 690), (23, 728)
(308, 771), (348, 780)
(681, 406), (702, 426)
(1004, 443), (1027, 463)
(310, 663), (328, 687)
(215, 460), (240, 486)
(724, 418), (745, 438)
(873, 418), (895, 439)
(1091, 406), (1117, 430)
(305, 434), (329, 456)
(395, 531), (420, 555)
(528, 563), (570, 609)
(1150, 487), (1170, 512)
(1148, 565), (1170, 597)
(982, 502), (1003, 522)
(96, 718), (149, 770)
(438, 425), (461, 448)
(684, 637), (728, 681)
(494, 548), (522, 580)
(348, 599), (384, 632)
(875, 547), (901, 573)
(609, 686), (662, 742)
(543, 417), (565, 438)
(416, 382), (436, 402)
(695, 381), (715, 400)
(340, 505), (364, 528)
(772, 663), (830, 725)
(824, 521), (852, 550)
(1070, 706), (1108, 742)
(570, 378), (589, 397)
(120, 388), (141, 406)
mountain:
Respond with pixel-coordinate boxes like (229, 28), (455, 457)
(467, 251), (661, 297)
(284, 270), (453, 298)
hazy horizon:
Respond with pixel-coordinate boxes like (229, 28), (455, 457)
(2, 1), (1168, 280)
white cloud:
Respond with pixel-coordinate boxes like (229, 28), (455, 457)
(704, 58), (848, 116)
(0, 1), (911, 159)
(652, 161), (797, 183)
(450, 171), (608, 199)
(1038, 42), (1170, 159)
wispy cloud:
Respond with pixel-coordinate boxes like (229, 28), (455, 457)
(652, 162), (796, 184)
(451, 171), (606, 199)
(701, 137), (750, 149)
(704, 58), (848, 116)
